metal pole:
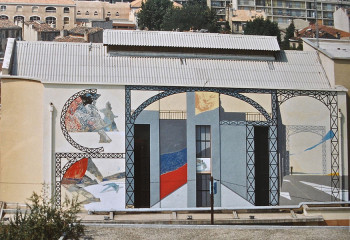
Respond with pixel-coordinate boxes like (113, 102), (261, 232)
(314, 0), (319, 48)
(210, 176), (214, 225)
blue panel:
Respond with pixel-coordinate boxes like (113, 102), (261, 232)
(160, 148), (187, 175)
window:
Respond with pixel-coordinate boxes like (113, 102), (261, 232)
(16, 6), (23, 12)
(94, 11), (98, 16)
(107, 12), (111, 16)
(14, 16), (24, 22)
(77, 10), (81, 15)
(116, 12), (119, 16)
(64, 17), (69, 25)
(0, 5), (6, 11)
(32, 6), (38, 12)
(196, 125), (211, 207)
(0, 15), (8, 20)
(46, 16), (56, 26)
(64, 7), (69, 13)
(196, 125), (211, 158)
(30, 16), (40, 21)
(85, 11), (89, 15)
(45, 7), (56, 13)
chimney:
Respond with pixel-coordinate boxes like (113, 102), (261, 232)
(60, 29), (67, 38)
(84, 28), (89, 42)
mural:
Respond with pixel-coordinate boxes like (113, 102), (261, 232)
(58, 89), (126, 210)
(65, 92), (118, 143)
(160, 120), (187, 199)
(195, 92), (219, 115)
(61, 157), (125, 210)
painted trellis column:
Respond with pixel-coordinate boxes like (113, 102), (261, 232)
(125, 87), (135, 207)
(269, 91), (279, 206)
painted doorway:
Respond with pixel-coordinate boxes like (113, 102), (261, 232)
(134, 124), (150, 208)
(254, 126), (270, 206)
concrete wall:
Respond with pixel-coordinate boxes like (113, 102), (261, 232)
(0, 78), (44, 203)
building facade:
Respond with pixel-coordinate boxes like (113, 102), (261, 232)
(0, 31), (348, 210)
(0, 0), (76, 30)
(232, 0), (350, 28)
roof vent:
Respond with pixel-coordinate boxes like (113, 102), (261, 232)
(268, 61), (275, 70)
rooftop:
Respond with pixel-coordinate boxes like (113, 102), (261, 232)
(53, 36), (87, 43)
(0, 0), (75, 5)
(25, 21), (58, 32)
(298, 24), (350, 39)
(0, 20), (21, 29)
(103, 30), (280, 51)
(303, 38), (350, 60)
(69, 26), (103, 35)
(4, 39), (331, 91)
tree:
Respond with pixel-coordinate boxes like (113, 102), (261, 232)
(282, 22), (295, 50)
(0, 189), (84, 240)
(137, 0), (173, 30)
(161, 0), (218, 32)
(244, 17), (281, 44)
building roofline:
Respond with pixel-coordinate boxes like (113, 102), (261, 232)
(302, 38), (350, 60)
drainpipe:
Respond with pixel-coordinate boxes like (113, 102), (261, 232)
(49, 102), (55, 198)
(338, 108), (345, 201)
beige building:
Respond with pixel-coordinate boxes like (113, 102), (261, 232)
(75, 1), (132, 27)
(231, 9), (266, 34)
(334, 7), (350, 33)
(0, 0), (76, 30)
(23, 21), (59, 41)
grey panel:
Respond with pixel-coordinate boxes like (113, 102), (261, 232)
(160, 120), (187, 154)
(220, 125), (247, 199)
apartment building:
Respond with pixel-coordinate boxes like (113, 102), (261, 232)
(0, 0), (76, 29)
(231, 0), (350, 28)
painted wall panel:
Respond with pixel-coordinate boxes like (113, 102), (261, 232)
(220, 125), (247, 200)
(160, 120), (187, 200)
(135, 110), (160, 207)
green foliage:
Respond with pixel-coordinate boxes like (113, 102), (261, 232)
(219, 21), (231, 34)
(138, 0), (218, 32)
(137, 0), (173, 30)
(0, 189), (84, 240)
(244, 17), (281, 44)
(282, 22), (295, 50)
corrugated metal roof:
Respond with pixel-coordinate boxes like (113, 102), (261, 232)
(11, 41), (331, 90)
(103, 30), (281, 51)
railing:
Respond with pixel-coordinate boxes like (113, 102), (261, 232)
(246, 112), (271, 122)
(160, 110), (187, 120)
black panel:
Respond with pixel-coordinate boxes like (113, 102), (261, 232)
(134, 124), (150, 208)
(196, 173), (211, 207)
(254, 126), (269, 206)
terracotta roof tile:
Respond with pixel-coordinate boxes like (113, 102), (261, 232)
(0, 19), (21, 29)
(54, 36), (87, 43)
(68, 26), (103, 35)
(25, 21), (58, 32)
(298, 24), (350, 39)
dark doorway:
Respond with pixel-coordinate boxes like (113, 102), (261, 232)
(254, 126), (269, 206)
(196, 173), (211, 207)
(134, 124), (150, 208)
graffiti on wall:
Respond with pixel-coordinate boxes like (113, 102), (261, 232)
(160, 120), (187, 199)
(195, 92), (219, 115)
(65, 92), (118, 143)
(58, 89), (126, 210)
(61, 157), (125, 210)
